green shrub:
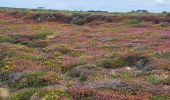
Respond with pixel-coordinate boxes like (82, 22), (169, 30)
(99, 57), (129, 69)
(146, 75), (164, 84)
(12, 31), (54, 41)
(0, 35), (14, 43)
(151, 95), (169, 100)
(8, 72), (48, 89)
(61, 62), (85, 73)
(33, 31), (54, 40)
(154, 52), (170, 60)
(38, 88), (70, 100)
(9, 89), (38, 100)
(119, 72), (132, 78)
(128, 19), (144, 25)
(17, 55), (41, 61)
(159, 22), (169, 27)
(33, 40), (49, 48)
(20, 41), (34, 47)
(143, 32), (152, 35)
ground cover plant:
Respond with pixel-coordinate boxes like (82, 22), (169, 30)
(0, 8), (169, 100)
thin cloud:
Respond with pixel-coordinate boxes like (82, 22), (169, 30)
(0, 0), (170, 12)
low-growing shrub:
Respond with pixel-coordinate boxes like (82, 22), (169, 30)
(61, 62), (86, 73)
(119, 72), (132, 78)
(151, 95), (170, 100)
(32, 31), (54, 40)
(9, 89), (38, 100)
(33, 40), (49, 48)
(146, 75), (164, 84)
(66, 67), (91, 81)
(128, 19), (144, 25)
(20, 41), (34, 47)
(0, 35), (14, 43)
(71, 19), (86, 25)
(143, 32), (152, 35)
(17, 55), (41, 61)
(99, 57), (129, 69)
(69, 87), (96, 99)
(8, 72), (48, 89)
(159, 22), (169, 27)
(1, 60), (17, 73)
(38, 88), (70, 100)
(154, 52), (170, 60)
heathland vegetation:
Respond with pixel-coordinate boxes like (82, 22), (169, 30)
(0, 7), (169, 100)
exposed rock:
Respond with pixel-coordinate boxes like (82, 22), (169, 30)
(135, 59), (148, 69)
(0, 87), (9, 100)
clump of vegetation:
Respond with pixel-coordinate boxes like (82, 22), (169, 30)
(66, 66), (91, 82)
(61, 61), (86, 73)
(33, 40), (49, 48)
(17, 55), (41, 61)
(0, 35), (14, 43)
(9, 89), (38, 100)
(69, 87), (96, 99)
(38, 88), (70, 100)
(99, 56), (129, 69)
(146, 75), (164, 84)
(151, 95), (170, 100)
(1, 60), (17, 73)
(159, 22), (169, 27)
(154, 52), (170, 60)
(128, 19), (144, 25)
(119, 72), (132, 78)
(8, 72), (48, 89)
(143, 32), (152, 35)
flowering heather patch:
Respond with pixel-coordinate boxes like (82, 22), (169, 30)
(0, 9), (170, 99)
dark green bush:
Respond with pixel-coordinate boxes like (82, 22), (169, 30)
(71, 19), (86, 25)
(128, 19), (144, 25)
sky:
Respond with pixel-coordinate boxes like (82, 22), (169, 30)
(0, 0), (170, 12)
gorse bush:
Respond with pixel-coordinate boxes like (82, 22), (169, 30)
(1, 60), (17, 73)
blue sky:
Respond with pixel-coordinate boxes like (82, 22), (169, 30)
(0, 0), (170, 12)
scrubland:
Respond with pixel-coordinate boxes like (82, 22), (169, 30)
(0, 8), (170, 100)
